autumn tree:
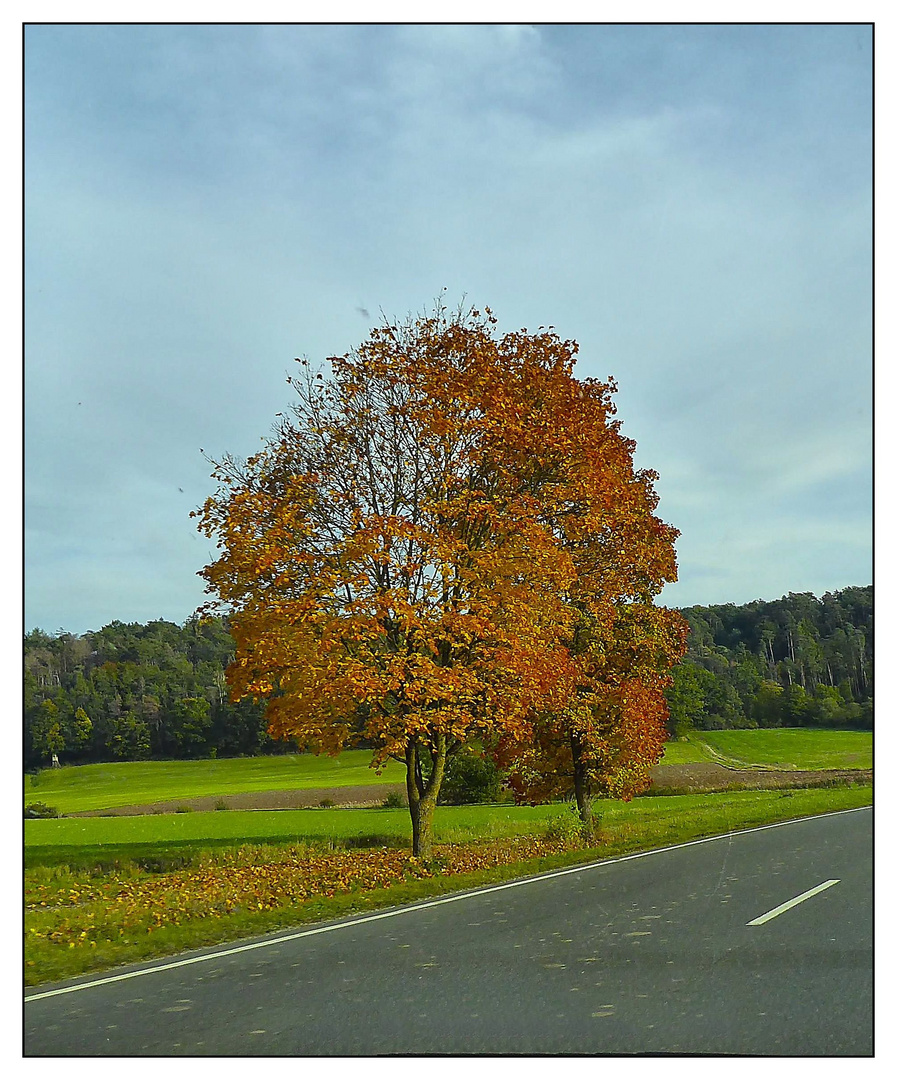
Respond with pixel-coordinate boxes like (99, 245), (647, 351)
(486, 357), (687, 841)
(497, 600), (686, 842)
(194, 301), (682, 855)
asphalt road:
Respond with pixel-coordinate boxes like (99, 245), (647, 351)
(24, 805), (873, 1056)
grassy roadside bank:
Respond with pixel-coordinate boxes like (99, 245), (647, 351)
(25, 783), (872, 989)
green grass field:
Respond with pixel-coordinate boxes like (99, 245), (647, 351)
(24, 803), (557, 867)
(639, 728), (873, 770)
(694, 728), (872, 770)
(656, 739), (714, 765)
(24, 777), (873, 872)
(24, 750), (406, 815)
(26, 730), (872, 817)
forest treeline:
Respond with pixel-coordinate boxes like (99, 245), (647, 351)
(24, 586), (872, 769)
(24, 618), (271, 770)
(668, 585), (872, 734)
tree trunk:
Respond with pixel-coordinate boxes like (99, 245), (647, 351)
(408, 793), (436, 858)
(570, 731), (596, 845)
(405, 734), (448, 857)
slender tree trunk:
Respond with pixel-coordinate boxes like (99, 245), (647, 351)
(762, 636), (776, 677)
(570, 731), (596, 845)
(405, 734), (448, 857)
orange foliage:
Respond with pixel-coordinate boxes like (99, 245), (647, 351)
(194, 301), (683, 852)
(497, 603), (688, 809)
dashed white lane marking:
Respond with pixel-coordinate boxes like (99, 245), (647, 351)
(747, 879), (840, 925)
(25, 806), (868, 1002)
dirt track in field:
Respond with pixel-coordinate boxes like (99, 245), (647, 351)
(67, 762), (872, 817)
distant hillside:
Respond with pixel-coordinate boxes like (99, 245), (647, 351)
(24, 586), (872, 768)
(24, 617), (272, 770)
(667, 586), (872, 733)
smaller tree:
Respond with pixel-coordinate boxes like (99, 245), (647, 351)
(68, 707), (93, 756)
(105, 711), (151, 760)
(499, 603), (687, 842)
(30, 699), (65, 767)
(696, 667), (746, 729)
(748, 680), (786, 728)
(782, 683), (811, 727)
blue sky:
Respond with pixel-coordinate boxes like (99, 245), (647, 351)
(24, 23), (872, 635)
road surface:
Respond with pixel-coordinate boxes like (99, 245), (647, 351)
(24, 805), (872, 1055)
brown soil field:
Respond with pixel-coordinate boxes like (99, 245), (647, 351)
(70, 783), (404, 817)
(644, 761), (871, 796)
(68, 762), (871, 818)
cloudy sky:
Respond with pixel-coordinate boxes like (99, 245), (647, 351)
(24, 22), (872, 635)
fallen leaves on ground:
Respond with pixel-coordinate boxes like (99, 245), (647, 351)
(26, 835), (572, 950)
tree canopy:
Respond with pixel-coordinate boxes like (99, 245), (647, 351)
(195, 302), (684, 853)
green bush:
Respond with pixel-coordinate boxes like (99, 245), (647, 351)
(541, 803), (589, 847)
(25, 802), (59, 819)
(439, 750), (503, 805)
(381, 790), (406, 809)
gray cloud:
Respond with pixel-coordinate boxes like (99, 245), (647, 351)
(25, 25), (871, 632)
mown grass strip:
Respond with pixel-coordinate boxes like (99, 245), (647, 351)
(651, 738), (715, 765)
(24, 784), (871, 988)
(23, 751), (406, 814)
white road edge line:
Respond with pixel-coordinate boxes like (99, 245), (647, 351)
(747, 878), (840, 925)
(25, 804), (870, 1003)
